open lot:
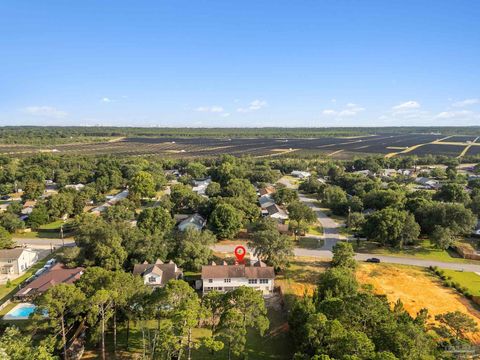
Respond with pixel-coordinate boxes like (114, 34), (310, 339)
(357, 263), (480, 344)
(1, 132), (479, 159)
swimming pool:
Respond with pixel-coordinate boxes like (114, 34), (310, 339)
(3, 303), (37, 320)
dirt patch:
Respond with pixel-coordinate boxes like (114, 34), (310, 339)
(357, 263), (480, 343)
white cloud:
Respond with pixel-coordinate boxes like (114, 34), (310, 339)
(195, 106), (225, 113)
(237, 99), (267, 113)
(101, 97), (112, 103)
(392, 101), (420, 111)
(322, 109), (337, 115)
(22, 106), (67, 118)
(321, 103), (365, 117)
(220, 113), (231, 118)
(452, 98), (479, 107)
(435, 110), (474, 119)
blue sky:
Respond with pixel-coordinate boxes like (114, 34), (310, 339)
(0, 0), (479, 127)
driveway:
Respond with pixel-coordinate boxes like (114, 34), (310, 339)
(297, 193), (343, 251)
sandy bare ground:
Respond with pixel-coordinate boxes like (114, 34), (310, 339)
(357, 263), (480, 343)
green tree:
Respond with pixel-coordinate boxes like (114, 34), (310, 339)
(274, 187), (299, 205)
(209, 203), (243, 239)
(331, 242), (356, 270)
(363, 208), (420, 248)
(0, 226), (14, 249)
(27, 203), (50, 229)
(288, 201), (317, 238)
(0, 326), (57, 360)
(129, 171), (156, 199)
(137, 206), (174, 237)
(431, 225), (455, 249)
(37, 283), (86, 360)
(75, 215), (127, 270)
(174, 228), (215, 271)
(185, 162), (208, 179)
(87, 289), (115, 360)
(249, 225), (293, 270)
(435, 183), (470, 203)
(170, 183), (204, 212)
(0, 212), (25, 233)
(102, 200), (136, 223)
(205, 181), (222, 197)
(162, 280), (203, 360)
(316, 267), (358, 301)
(435, 311), (478, 340)
(219, 287), (269, 358)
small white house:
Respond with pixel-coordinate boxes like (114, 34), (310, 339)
(266, 204), (288, 222)
(65, 183), (85, 191)
(192, 178), (211, 197)
(201, 261), (275, 295)
(0, 248), (38, 276)
(178, 213), (206, 231)
(291, 170), (311, 179)
(415, 177), (441, 189)
(133, 260), (183, 288)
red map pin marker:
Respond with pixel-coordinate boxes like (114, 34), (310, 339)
(234, 245), (246, 263)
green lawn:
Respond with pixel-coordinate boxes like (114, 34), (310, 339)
(354, 240), (479, 264)
(39, 219), (66, 230)
(86, 306), (293, 360)
(307, 224), (323, 236)
(298, 237), (324, 249)
(441, 269), (480, 296)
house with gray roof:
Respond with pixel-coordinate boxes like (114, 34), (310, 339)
(133, 260), (183, 288)
(178, 213), (206, 231)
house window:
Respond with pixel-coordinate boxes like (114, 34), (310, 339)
(208, 279), (213, 283)
(148, 276), (157, 283)
(260, 279), (269, 284)
(224, 278), (231, 283)
(248, 279), (257, 284)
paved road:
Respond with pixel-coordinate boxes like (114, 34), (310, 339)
(298, 193), (343, 250)
(212, 244), (480, 272)
(14, 237), (76, 248)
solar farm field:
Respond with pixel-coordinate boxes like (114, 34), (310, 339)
(0, 133), (479, 159)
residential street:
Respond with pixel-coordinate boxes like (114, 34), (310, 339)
(297, 193), (344, 250)
(211, 244), (480, 272)
(14, 237), (75, 249)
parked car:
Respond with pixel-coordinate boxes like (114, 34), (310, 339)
(0, 195), (11, 200)
(366, 258), (381, 263)
(34, 267), (47, 277)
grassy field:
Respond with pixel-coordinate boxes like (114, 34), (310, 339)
(354, 239), (480, 264)
(356, 262), (480, 344)
(276, 257), (329, 306)
(441, 269), (480, 296)
(83, 305), (292, 360)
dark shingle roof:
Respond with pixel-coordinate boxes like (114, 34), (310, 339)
(16, 263), (84, 298)
(201, 264), (274, 279)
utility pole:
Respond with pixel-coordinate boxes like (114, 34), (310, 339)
(60, 224), (64, 248)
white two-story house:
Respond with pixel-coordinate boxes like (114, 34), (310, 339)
(133, 260), (183, 288)
(201, 261), (275, 296)
(0, 248), (38, 276)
